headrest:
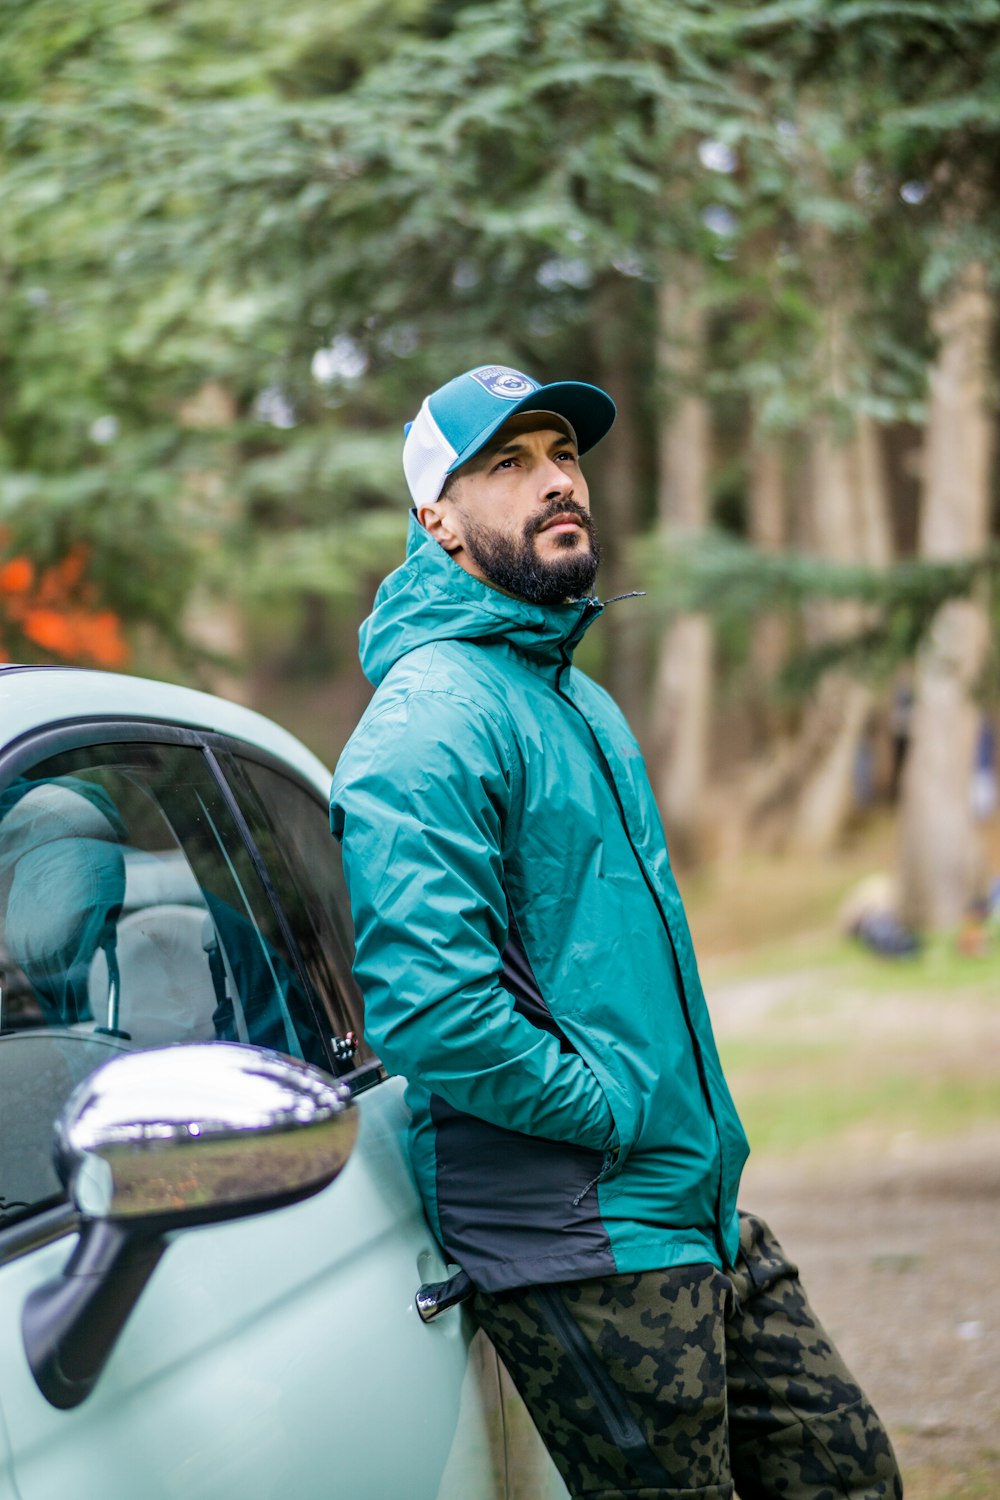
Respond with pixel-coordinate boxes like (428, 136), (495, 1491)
(0, 779), (128, 1024)
(0, 779), (125, 886)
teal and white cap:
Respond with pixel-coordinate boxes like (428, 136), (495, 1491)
(403, 364), (616, 508)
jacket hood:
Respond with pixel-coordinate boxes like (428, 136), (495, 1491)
(359, 513), (603, 687)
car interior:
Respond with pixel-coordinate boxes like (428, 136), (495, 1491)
(0, 749), (328, 1227)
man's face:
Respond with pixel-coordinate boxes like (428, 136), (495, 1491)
(418, 412), (601, 604)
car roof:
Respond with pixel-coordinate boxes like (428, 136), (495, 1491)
(0, 666), (332, 797)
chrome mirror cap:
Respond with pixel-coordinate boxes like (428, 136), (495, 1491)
(24, 1043), (357, 1411)
(56, 1042), (357, 1224)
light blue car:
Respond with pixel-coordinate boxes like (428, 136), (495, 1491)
(0, 665), (567, 1500)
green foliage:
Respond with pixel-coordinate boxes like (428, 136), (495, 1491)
(0, 0), (440, 664)
(644, 528), (999, 617)
(2, 0), (999, 675)
(640, 528), (1000, 693)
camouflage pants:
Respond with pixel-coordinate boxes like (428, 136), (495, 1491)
(473, 1212), (903, 1500)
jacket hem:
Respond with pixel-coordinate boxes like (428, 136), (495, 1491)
(466, 1235), (727, 1293)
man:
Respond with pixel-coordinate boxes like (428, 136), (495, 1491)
(331, 364), (902, 1500)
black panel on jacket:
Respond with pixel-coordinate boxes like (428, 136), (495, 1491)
(431, 1092), (615, 1292)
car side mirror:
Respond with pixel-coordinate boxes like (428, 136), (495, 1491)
(22, 1042), (357, 1410)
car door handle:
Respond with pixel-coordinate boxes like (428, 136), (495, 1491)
(415, 1269), (474, 1323)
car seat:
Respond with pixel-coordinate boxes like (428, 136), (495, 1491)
(0, 780), (127, 1029)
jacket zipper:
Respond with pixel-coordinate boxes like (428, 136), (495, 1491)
(554, 642), (730, 1269)
(571, 1148), (618, 1207)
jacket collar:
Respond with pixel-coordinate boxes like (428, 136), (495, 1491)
(358, 514), (604, 687)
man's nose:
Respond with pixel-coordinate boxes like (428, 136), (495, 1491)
(539, 461), (573, 500)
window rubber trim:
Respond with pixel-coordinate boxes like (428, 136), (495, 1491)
(0, 664), (79, 678)
(0, 716), (207, 786)
(0, 1203), (78, 1269)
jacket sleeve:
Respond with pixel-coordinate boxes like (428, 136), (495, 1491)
(330, 686), (617, 1153)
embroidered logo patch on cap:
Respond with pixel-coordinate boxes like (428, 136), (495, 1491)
(469, 366), (539, 400)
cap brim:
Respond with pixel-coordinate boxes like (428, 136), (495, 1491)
(446, 380), (616, 474)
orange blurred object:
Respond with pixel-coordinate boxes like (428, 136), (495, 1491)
(0, 537), (129, 668)
(0, 557), (34, 594)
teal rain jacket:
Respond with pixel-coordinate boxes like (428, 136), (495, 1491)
(331, 517), (749, 1293)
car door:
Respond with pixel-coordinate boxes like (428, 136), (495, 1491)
(0, 722), (506, 1500)
(216, 742), (571, 1500)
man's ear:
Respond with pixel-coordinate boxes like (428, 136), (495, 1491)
(417, 499), (463, 554)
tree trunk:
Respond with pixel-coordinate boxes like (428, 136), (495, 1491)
(747, 433), (789, 694)
(650, 269), (713, 861)
(184, 592), (249, 704)
(899, 260), (995, 931)
(178, 381), (249, 702)
(854, 413), (894, 571)
(590, 276), (646, 731)
(786, 297), (894, 854)
(791, 672), (873, 851)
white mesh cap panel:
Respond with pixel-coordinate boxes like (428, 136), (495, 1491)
(402, 400), (459, 508)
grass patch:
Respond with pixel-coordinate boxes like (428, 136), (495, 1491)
(703, 932), (1000, 1004)
(720, 1037), (1000, 1153)
(682, 810), (1000, 992)
(900, 1454), (1000, 1500)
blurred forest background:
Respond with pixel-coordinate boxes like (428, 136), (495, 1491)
(4, 6), (1000, 1492)
(2, 0), (1000, 940)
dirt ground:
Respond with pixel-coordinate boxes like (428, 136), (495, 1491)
(740, 1135), (1000, 1500)
(703, 949), (1000, 1500)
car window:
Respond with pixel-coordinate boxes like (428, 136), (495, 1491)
(0, 741), (328, 1227)
(217, 752), (376, 1079)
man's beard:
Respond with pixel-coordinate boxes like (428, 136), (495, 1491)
(459, 498), (601, 605)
